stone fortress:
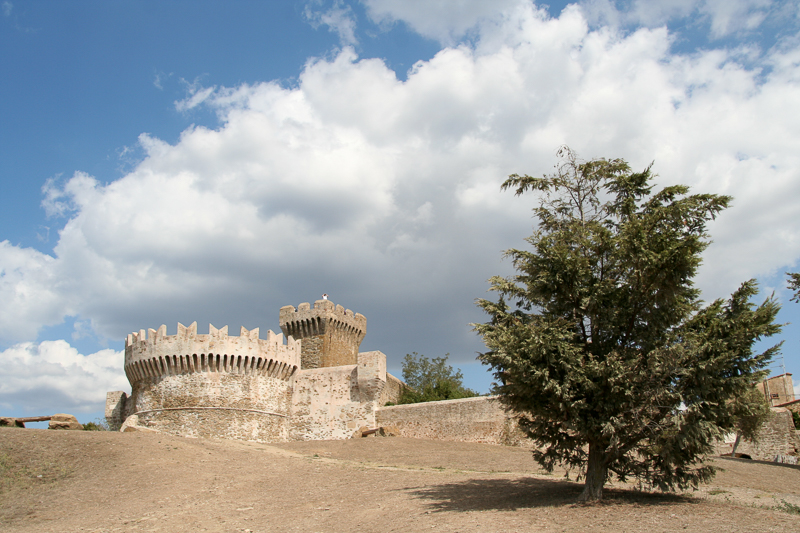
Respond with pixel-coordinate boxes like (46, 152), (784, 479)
(106, 299), (405, 442)
(107, 299), (800, 462)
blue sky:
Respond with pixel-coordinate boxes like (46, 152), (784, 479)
(2, 0), (800, 424)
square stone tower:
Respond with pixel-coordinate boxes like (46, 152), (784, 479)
(279, 300), (367, 369)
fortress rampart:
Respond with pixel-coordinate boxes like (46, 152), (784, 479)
(279, 300), (366, 369)
(124, 322), (300, 383)
(118, 323), (301, 441)
(106, 300), (798, 460)
(108, 300), (402, 442)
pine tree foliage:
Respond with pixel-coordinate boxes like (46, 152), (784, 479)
(398, 352), (478, 404)
(474, 147), (781, 501)
(787, 272), (800, 302)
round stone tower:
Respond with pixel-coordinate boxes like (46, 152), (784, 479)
(279, 299), (366, 369)
(123, 322), (300, 442)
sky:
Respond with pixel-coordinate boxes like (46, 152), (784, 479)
(2, 0), (800, 424)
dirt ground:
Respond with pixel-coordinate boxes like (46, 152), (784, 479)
(1, 428), (799, 533)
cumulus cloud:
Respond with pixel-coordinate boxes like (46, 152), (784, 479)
(0, 340), (127, 413)
(0, 241), (67, 342)
(1, 2), (799, 394)
(2, 1), (12, 17)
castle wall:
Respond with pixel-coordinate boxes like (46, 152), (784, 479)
(376, 396), (526, 445)
(379, 373), (406, 405)
(289, 365), (377, 440)
(377, 398), (800, 458)
(323, 320), (362, 367)
(131, 373), (293, 441)
(717, 407), (800, 461)
(105, 391), (128, 431)
(115, 322), (300, 443)
(279, 300), (366, 369)
(288, 350), (389, 440)
(299, 335), (324, 369)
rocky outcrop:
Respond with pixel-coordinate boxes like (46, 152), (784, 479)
(48, 414), (83, 430)
(0, 417), (25, 428)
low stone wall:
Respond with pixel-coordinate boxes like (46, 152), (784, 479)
(717, 407), (799, 461)
(376, 396), (525, 445)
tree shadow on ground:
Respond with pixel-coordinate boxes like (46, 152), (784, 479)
(406, 476), (697, 513)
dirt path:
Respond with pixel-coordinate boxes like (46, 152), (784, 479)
(1, 428), (799, 532)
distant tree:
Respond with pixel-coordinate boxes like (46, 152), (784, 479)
(398, 352), (478, 404)
(787, 272), (800, 302)
(729, 385), (772, 457)
(475, 147), (781, 501)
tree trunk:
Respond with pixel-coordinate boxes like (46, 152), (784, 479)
(578, 442), (606, 502)
(731, 433), (741, 458)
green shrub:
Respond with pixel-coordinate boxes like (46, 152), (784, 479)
(82, 419), (109, 431)
(398, 352), (478, 404)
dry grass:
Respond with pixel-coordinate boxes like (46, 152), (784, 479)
(1, 427), (799, 532)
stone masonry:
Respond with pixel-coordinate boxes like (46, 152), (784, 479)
(107, 300), (400, 443)
(758, 373), (795, 406)
(106, 301), (800, 461)
(119, 322), (300, 441)
(717, 407), (800, 461)
(279, 300), (366, 369)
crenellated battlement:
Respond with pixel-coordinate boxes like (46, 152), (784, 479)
(124, 322), (301, 384)
(107, 300), (404, 443)
(279, 300), (367, 369)
(279, 300), (366, 330)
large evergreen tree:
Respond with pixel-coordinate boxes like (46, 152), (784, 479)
(475, 147), (781, 501)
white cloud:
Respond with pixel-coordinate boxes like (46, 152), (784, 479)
(2, 1), (12, 17)
(0, 340), (127, 413)
(578, 0), (774, 37)
(175, 77), (217, 112)
(153, 70), (172, 91)
(305, 0), (359, 46)
(699, 0), (772, 38)
(362, 0), (524, 43)
(0, 241), (66, 342)
(1, 3), (799, 390)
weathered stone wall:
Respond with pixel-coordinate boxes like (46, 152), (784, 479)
(299, 335), (324, 369)
(130, 372), (294, 442)
(324, 319), (363, 367)
(279, 300), (366, 369)
(116, 322), (300, 442)
(136, 409), (290, 441)
(105, 391), (128, 430)
(289, 365), (377, 440)
(379, 372), (406, 405)
(717, 408), (799, 460)
(777, 399), (800, 414)
(757, 373), (795, 406)
(376, 396), (525, 445)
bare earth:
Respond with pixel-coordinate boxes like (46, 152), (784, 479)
(1, 428), (799, 532)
